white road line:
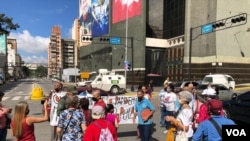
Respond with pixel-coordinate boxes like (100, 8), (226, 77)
(12, 96), (21, 101)
(2, 97), (9, 101)
(24, 96), (30, 100)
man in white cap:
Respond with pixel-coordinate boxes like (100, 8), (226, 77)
(198, 87), (217, 123)
(83, 105), (118, 141)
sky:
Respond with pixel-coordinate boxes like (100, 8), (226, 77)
(0, 0), (79, 64)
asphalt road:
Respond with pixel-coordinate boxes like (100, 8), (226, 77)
(1, 78), (166, 141)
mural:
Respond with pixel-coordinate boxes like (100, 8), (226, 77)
(112, 0), (142, 24)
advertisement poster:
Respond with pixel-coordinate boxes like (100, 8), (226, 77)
(0, 34), (6, 55)
(112, 0), (142, 24)
(79, 95), (138, 124)
(79, 0), (109, 44)
(91, 0), (109, 37)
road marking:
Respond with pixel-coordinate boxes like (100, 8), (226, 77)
(12, 96), (21, 100)
(2, 97), (9, 101)
(24, 96), (30, 100)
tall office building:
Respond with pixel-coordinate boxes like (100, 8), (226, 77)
(61, 39), (76, 68)
(79, 0), (250, 85)
(48, 26), (62, 78)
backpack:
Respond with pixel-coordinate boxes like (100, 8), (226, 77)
(94, 121), (114, 141)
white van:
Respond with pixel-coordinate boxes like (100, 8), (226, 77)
(202, 74), (235, 89)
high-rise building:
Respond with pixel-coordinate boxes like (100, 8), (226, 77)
(72, 19), (81, 67)
(48, 26), (62, 78)
(61, 39), (76, 68)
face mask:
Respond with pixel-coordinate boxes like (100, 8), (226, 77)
(55, 88), (60, 92)
(87, 90), (92, 93)
(92, 97), (98, 101)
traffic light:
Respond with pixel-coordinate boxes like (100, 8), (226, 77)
(82, 36), (92, 42)
(99, 37), (110, 42)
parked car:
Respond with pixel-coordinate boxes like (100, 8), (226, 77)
(223, 91), (250, 124)
(196, 84), (238, 101)
(202, 74), (235, 89)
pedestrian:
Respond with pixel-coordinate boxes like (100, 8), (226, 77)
(57, 95), (87, 141)
(148, 80), (154, 93)
(134, 90), (155, 141)
(57, 91), (73, 116)
(11, 101), (48, 141)
(78, 84), (93, 98)
(157, 82), (168, 127)
(0, 91), (12, 141)
(141, 85), (152, 101)
(92, 89), (106, 109)
(162, 83), (177, 134)
(105, 103), (119, 129)
(192, 99), (236, 141)
(165, 91), (194, 141)
(49, 82), (67, 141)
(79, 98), (92, 126)
(83, 105), (118, 141)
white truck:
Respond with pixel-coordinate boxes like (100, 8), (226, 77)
(77, 69), (126, 95)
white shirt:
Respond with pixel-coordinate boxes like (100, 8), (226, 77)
(50, 91), (66, 126)
(176, 108), (194, 138)
(163, 92), (177, 111)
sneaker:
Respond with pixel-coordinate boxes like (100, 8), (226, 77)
(163, 130), (168, 134)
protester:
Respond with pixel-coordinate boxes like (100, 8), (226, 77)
(49, 82), (67, 141)
(57, 91), (73, 116)
(192, 99), (236, 141)
(11, 101), (48, 141)
(165, 91), (194, 141)
(57, 95), (87, 141)
(92, 89), (106, 109)
(141, 85), (152, 101)
(79, 98), (92, 126)
(158, 82), (169, 127)
(0, 91), (12, 141)
(83, 105), (118, 141)
(134, 90), (155, 141)
(106, 104), (119, 129)
(78, 84), (93, 98)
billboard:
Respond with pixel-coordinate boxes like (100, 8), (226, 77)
(112, 0), (142, 24)
(79, 0), (109, 43)
(0, 34), (6, 55)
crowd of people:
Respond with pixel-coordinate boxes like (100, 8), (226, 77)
(0, 80), (237, 141)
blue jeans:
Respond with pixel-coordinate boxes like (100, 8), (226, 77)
(165, 110), (174, 130)
(138, 124), (152, 141)
(160, 107), (167, 126)
(0, 128), (7, 141)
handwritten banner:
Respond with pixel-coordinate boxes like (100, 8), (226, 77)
(78, 95), (138, 124)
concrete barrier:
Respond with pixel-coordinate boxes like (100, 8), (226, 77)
(31, 84), (45, 100)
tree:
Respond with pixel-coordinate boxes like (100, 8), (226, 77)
(35, 66), (48, 77)
(0, 13), (20, 34)
(22, 66), (30, 77)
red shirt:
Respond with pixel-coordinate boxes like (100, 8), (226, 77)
(83, 109), (91, 126)
(83, 119), (117, 141)
(94, 99), (106, 110)
(11, 118), (35, 141)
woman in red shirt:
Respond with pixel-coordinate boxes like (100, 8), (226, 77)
(11, 101), (48, 141)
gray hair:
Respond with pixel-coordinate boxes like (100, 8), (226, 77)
(66, 95), (79, 108)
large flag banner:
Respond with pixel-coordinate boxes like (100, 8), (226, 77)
(112, 0), (142, 24)
(79, 95), (138, 124)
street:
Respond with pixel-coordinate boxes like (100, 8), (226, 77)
(1, 78), (166, 141)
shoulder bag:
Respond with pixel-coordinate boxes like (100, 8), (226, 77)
(209, 118), (222, 137)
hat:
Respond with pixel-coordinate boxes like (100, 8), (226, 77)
(208, 99), (222, 113)
(179, 91), (193, 103)
(202, 87), (216, 96)
(91, 105), (105, 119)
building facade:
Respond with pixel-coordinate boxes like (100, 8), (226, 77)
(78, 0), (250, 86)
(48, 26), (62, 78)
(61, 39), (76, 68)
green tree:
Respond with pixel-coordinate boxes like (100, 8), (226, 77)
(36, 66), (47, 77)
(22, 66), (30, 77)
(0, 13), (20, 34)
